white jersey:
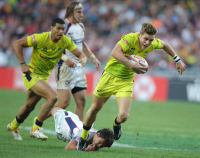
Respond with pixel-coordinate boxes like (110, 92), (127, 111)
(54, 110), (97, 144)
(58, 19), (84, 67)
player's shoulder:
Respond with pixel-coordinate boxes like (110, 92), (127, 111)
(30, 32), (50, 44)
(152, 38), (162, 46)
(33, 32), (50, 39)
(122, 32), (138, 39)
(78, 22), (85, 29)
(61, 34), (71, 41)
(152, 38), (162, 43)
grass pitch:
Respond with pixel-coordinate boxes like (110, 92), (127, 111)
(0, 89), (199, 158)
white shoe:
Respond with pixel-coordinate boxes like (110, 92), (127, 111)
(30, 128), (48, 140)
(7, 123), (22, 140)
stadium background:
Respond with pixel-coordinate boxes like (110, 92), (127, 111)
(0, 0), (200, 157)
(0, 0), (200, 102)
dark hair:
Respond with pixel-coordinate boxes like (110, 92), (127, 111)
(97, 128), (114, 148)
(64, 1), (82, 18)
(52, 18), (65, 26)
(140, 22), (157, 35)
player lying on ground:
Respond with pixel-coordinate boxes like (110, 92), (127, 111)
(51, 107), (114, 151)
(77, 22), (186, 151)
(7, 18), (87, 141)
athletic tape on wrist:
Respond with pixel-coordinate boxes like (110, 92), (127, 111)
(61, 55), (69, 62)
(173, 55), (181, 63)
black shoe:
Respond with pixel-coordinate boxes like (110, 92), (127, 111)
(76, 137), (86, 151)
(113, 124), (122, 140)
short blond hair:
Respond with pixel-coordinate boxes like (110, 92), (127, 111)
(140, 22), (157, 35)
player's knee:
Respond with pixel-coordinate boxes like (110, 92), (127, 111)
(48, 94), (58, 104)
(60, 100), (70, 109)
(118, 112), (129, 122)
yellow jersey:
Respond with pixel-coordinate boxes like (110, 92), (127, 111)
(27, 32), (77, 78)
(105, 32), (162, 78)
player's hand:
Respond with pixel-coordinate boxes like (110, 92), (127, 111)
(85, 144), (96, 151)
(130, 60), (146, 74)
(92, 58), (101, 71)
(78, 57), (87, 67)
(66, 58), (76, 68)
(20, 64), (33, 75)
(176, 60), (186, 75)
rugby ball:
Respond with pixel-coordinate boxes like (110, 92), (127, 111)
(127, 55), (148, 72)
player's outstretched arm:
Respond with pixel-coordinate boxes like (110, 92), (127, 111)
(162, 41), (186, 75)
(71, 47), (87, 67)
(13, 37), (33, 75)
(82, 42), (100, 71)
(111, 43), (146, 74)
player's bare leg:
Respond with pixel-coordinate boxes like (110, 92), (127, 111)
(18, 90), (42, 121)
(45, 89), (71, 119)
(29, 80), (58, 140)
(113, 97), (132, 140)
(7, 90), (41, 140)
(73, 89), (86, 121)
(55, 89), (71, 109)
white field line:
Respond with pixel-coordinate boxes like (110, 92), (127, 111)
(20, 126), (197, 151)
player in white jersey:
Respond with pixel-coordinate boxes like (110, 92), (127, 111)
(51, 107), (114, 151)
(55, 1), (101, 121)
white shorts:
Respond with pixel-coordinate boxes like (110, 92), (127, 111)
(53, 110), (80, 142)
(55, 65), (87, 90)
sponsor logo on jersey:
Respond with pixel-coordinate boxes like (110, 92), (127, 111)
(31, 35), (36, 43)
(123, 38), (129, 45)
(65, 80), (71, 85)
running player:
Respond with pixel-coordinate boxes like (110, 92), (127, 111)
(51, 107), (114, 151)
(7, 18), (87, 140)
(55, 1), (100, 121)
(77, 22), (187, 150)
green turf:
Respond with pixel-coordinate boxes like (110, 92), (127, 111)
(0, 89), (200, 158)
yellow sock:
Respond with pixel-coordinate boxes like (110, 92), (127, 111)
(10, 118), (20, 130)
(81, 129), (89, 140)
(32, 124), (40, 130)
(113, 116), (119, 126)
(32, 117), (41, 130)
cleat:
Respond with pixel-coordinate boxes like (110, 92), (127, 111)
(113, 124), (122, 140)
(76, 137), (86, 151)
(7, 123), (22, 140)
(30, 128), (48, 140)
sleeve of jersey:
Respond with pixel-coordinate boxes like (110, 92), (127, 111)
(117, 34), (132, 52)
(65, 37), (77, 52)
(26, 34), (42, 47)
(152, 38), (162, 49)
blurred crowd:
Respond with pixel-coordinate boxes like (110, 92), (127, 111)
(0, 0), (200, 70)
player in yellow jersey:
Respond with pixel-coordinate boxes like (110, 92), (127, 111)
(77, 22), (186, 150)
(7, 18), (87, 141)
